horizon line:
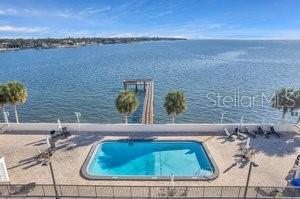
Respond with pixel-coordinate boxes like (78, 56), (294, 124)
(1, 36), (300, 40)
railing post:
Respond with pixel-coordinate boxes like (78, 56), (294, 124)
(220, 186), (223, 197)
(112, 186), (115, 199)
(42, 185), (45, 197)
(237, 186), (241, 198)
(130, 186), (132, 198)
(59, 185), (62, 198)
(148, 186), (151, 198)
(185, 186), (188, 199)
(6, 184), (10, 197)
(202, 186), (205, 198)
(77, 185), (80, 197)
(94, 185), (97, 198)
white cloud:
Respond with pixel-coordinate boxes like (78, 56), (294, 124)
(0, 8), (17, 15)
(56, 8), (77, 18)
(56, 6), (111, 19)
(0, 25), (46, 33)
(0, 8), (44, 17)
(57, 12), (74, 18)
(148, 10), (173, 18)
(79, 6), (111, 15)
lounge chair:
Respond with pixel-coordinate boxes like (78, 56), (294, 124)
(241, 150), (251, 160)
(257, 127), (270, 138)
(243, 127), (257, 138)
(234, 127), (248, 139)
(240, 147), (255, 161)
(49, 130), (56, 138)
(46, 136), (56, 150)
(49, 130), (63, 139)
(9, 183), (36, 195)
(62, 127), (71, 138)
(224, 128), (235, 140)
(240, 138), (252, 158)
(269, 126), (281, 138)
(36, 147), (52, 160)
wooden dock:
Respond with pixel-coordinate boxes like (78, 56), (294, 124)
(123, 79), (154, 124)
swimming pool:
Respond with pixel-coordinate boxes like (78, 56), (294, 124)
(81, 140), (218, 180)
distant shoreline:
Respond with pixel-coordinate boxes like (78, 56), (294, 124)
(0, 37), (186, 52)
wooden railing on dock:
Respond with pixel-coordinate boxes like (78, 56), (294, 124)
(123, 79), (154, 124)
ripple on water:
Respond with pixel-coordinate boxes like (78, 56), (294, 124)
(0, 40), (299, 123)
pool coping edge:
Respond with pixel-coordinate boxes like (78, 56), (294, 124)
(80, 139), (219, 181)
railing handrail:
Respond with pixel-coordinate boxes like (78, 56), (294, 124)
(1, 183), (300, 198)
(3, 184), (299, 188)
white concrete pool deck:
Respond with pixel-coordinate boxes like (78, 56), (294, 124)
(1, 130), (300, 187)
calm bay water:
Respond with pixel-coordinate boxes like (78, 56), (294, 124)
(0, 40), (300, 124)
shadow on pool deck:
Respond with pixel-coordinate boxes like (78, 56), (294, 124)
(221, 130), (300, 177)
(7, 129), (300, 173)
(54, 132), (213, 151)
(8, 156), (44, 170)
(55, 133), (105, 151)
(9, 129), (300, 157)
(237, 131), (300, 157)
(216, 129), (300, 157)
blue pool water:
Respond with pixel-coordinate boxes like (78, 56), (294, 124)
(86, 140), (216, 178)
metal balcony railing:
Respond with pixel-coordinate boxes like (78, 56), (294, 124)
(0, 184), (300, 198)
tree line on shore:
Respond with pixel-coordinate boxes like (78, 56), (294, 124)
(0, 37), (186, 49)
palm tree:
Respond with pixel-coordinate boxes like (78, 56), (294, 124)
(7, 81), (28, 123)
(291, 90), (300, 124)
(164, 91), (187, 123)
(115, 90), (138, 124)
(271, 87), (295, 120)
(0, 84), (9, 122)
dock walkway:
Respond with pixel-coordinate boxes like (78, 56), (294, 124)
(123, 79), (154, 124)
